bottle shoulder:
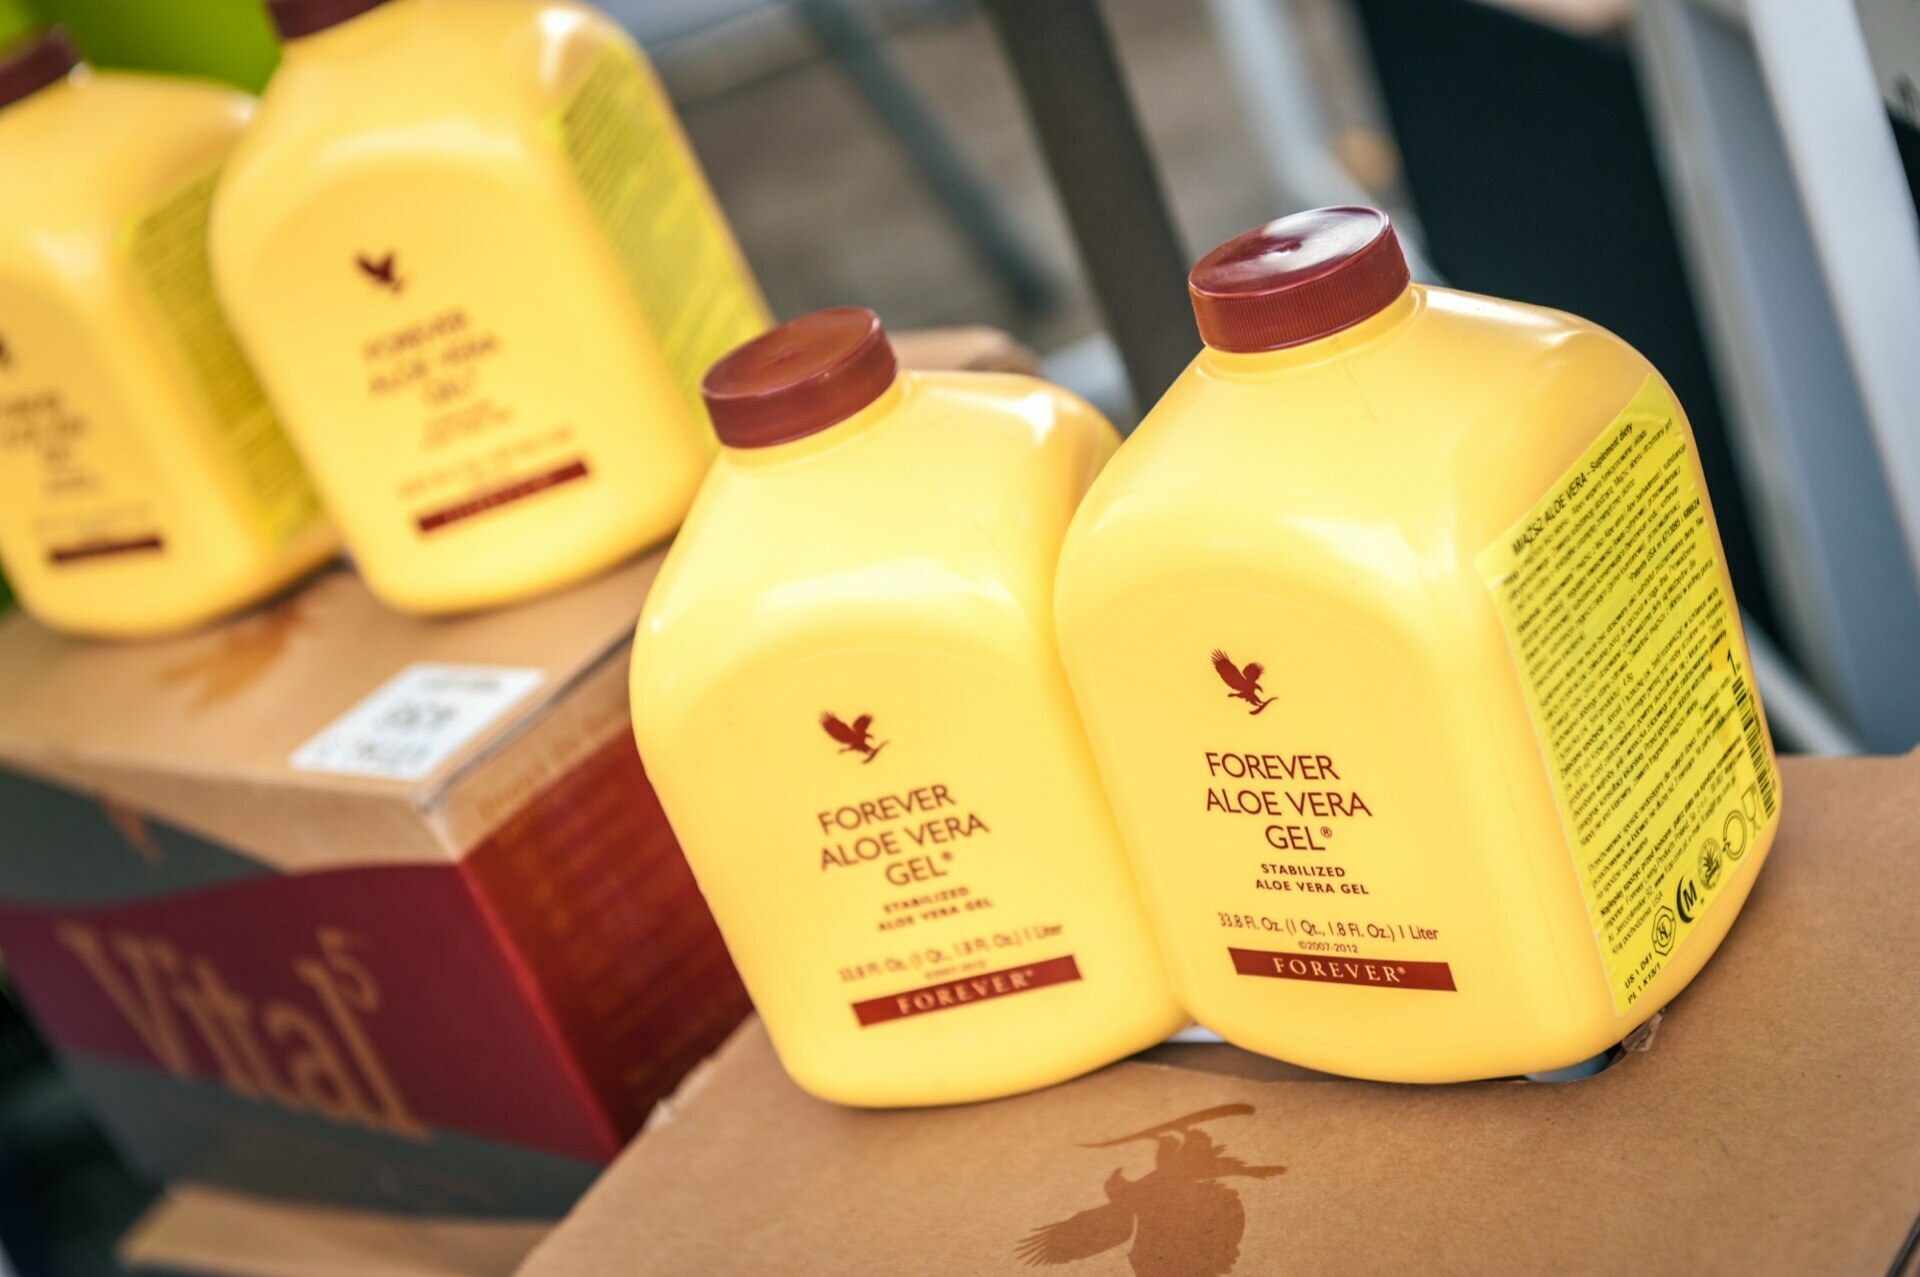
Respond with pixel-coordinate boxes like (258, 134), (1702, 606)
(665, 371), (1109, 590)
(1060, 288), (1659, 620)
(635, 374), (1106, 713)
(898, 370), (1117, 525)
(0, 73), (248, 254)
(1073, 288), (1655, 522)
(217, 0), (634, 221)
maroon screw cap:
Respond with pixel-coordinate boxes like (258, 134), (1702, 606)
(1189, 206), (1411, 353)
(0, 28), (77, 111)
(702, 307), (899, 449)
(268, 0), (394, 40)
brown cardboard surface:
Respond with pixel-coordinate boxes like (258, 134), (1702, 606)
(0, 552), (663, 870)
(121, 1185), (547, 1277)
(0, 569), (745, 1221)
(520, 753), (1920, 1276)
(891, 326), (1039, 376)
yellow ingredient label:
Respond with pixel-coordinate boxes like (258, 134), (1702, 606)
(553, 45), (769, 420)
(123, 169), (323, 545)
(1478, 376), (1780, 1014)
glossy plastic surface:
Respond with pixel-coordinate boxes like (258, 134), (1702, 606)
(632, 370), (1184, 1106)
(211, 0), (767, 615)
(1055, 283), (1781, 1082)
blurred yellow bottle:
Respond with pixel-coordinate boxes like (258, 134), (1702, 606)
(211, 0), (767, 615)
(0, 30), (335, 639)
(631, 309), (1183, 1106)
(1056, 208), (1782, 1082)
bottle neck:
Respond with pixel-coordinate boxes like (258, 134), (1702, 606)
(0, 66), (74, 118)
(1200, 284), (1421, 379)
(273, 0), (398, 53)
(723, 373), (908, 468)
(0, 30), (81, 115)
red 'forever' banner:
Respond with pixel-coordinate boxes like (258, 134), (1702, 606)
(853, 955), (1082, 1026)
(1228, 947), (1457, 991)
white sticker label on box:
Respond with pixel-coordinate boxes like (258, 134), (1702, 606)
(290, 663), (545, 781)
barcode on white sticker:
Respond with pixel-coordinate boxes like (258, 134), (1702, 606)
(290, 663), (545, 781)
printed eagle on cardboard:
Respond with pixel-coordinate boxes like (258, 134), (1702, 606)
(1018, 1104), (1284, 1277)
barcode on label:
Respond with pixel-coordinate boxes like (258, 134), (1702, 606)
(1728, 650), (1777, 819)
(290, 663), (545, 782)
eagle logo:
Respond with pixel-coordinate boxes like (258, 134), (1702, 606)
(1211, 650), (1274, 715)
(819, 712), (887, 764)
(1018, 1104), (1284, 1276)
(160, 594), (309, 709)
(99, 798), (163, 868)
(355, 251), (403, 293)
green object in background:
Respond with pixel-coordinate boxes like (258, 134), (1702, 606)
(15, 0), (280, 92)
(0, 0), (35, 46)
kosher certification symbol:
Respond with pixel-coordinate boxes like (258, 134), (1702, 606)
(1652, 905), (1678, 956)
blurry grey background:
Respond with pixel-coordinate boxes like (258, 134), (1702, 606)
(620, 0), (1365, 378)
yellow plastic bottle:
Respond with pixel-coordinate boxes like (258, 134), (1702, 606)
(210, 0), (767, 615)
(1055, 208), (1783, 1082)
(0, 30), (335, 639)
(630, 308), (1184, 1106)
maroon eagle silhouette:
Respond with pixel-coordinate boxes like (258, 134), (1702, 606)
(355, 251), (403, 293)
(1211, 650), (1274, 715)
(1017, 1104), (1285, 1277)
(820, 712), (886, 764)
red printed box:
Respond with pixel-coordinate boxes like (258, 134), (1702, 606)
(0, 552), (747, 1221)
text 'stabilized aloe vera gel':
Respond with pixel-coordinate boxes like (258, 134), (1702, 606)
(211, 0), (768, 615)
(1055, 207), (1781, 1082)
(631, 308), (1183, 1106)
(0, 29), (336, 638)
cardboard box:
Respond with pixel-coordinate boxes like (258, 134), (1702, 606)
(519, 752), (1920, 1276)
(120, 1186), (552, 1277)
(0, 550), (749, 1222)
